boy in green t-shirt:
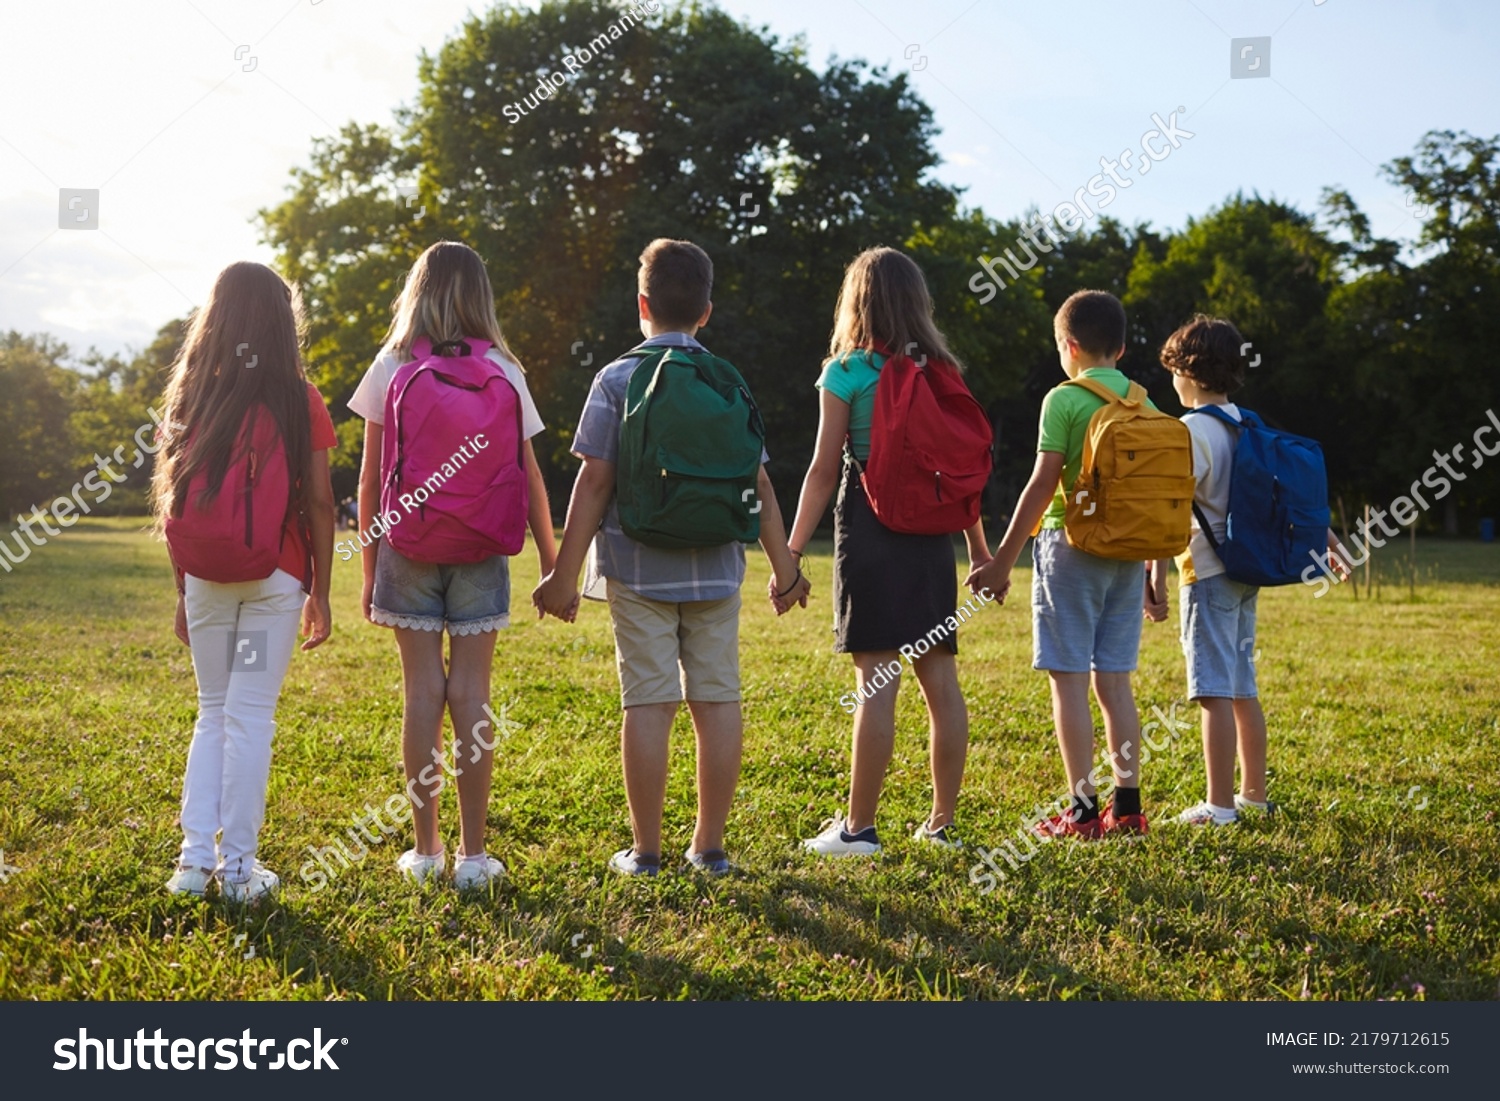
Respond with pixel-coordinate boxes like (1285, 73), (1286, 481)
(967, 290), (1169, 838)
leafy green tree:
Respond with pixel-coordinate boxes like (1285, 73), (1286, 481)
(260, 0), (963, 517)
(0, 334), (79, 520)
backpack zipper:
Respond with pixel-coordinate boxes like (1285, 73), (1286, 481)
(245, 450), (258, 548)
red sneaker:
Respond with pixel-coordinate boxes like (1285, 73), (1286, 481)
(1031, 812), (1103, 840)
(1101, 804), (1149, 836)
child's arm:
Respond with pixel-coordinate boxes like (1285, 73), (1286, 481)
(532, 455), (614, 621)
(301, 447), (336, 650)
(522, 440), (557, 576)
(785, 389), (849, 558)
(357, 420), (382, 622)
(756, 464), (809, 614)
(966, 450), (1065, 601)
(1143, 559), (1170, 623)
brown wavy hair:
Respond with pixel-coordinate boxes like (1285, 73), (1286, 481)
(1160, 314), (1247, 395)
(150, 262), (311, 532)
(826, 247), (963, 371)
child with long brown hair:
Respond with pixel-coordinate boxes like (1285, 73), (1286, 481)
(152, 261), (336, 902)
(347, 241), (555, 889)
(787, 247), (993, 855)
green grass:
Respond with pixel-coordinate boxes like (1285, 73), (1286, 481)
(1, 517), (1497, 1000)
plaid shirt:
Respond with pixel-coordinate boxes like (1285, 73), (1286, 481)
(571, 332), (765, 603)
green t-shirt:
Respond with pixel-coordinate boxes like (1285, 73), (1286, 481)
(1037, 367), (1157, 529)
(816, 349), (886, 462)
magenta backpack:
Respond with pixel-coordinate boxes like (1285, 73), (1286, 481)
(165, 406), (306, 588)
(379, 337), (528, 563)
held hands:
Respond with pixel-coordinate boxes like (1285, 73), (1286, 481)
(769, 567), (811, 615)
(1142, 563), (1169, 623)
(533, 572), (581, 622)
(964, 557), (1012, 606)
(1325, 530), (1355, 583)
(301, 594), (332, 650)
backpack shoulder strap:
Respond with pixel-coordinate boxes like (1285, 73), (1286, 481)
(1064, 376), (1136, 407)
(1183, 403), (1244, 431)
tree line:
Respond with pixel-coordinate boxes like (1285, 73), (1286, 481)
(4, 0), (1497, 535)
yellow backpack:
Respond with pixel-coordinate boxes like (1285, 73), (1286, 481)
(1061, 377), (1195, 560)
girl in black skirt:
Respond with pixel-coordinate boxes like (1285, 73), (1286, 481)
(784, 247), (996, 856)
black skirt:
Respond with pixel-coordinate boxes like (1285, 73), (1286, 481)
(832, 459), (959, 655)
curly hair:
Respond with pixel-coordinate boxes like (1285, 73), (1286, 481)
(1159, 314), (1248, 395)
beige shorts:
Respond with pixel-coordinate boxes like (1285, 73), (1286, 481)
(606, 579), (741, 708)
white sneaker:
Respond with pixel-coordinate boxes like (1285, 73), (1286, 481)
(1175, 801), (1238, 826)
(396, 848), (447, 884)
(912, 822), (963, 848)
(166, 865), (215, 897)
(452, 853), (506, 890)
(803, 817), (881, 856)
(219, 863), (280, 904)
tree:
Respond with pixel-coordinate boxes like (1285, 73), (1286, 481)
(0, 334), (78, 521)
(260, 0), (963, 515)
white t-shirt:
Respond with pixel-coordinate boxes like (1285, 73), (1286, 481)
(1181, 402), (1242, 583)
(348, 346), (545, 440)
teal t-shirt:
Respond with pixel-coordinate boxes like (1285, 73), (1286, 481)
(817, 349), (887, 462)
(1037, 367), (1157, 529)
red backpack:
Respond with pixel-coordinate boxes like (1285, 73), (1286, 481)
(165, 405), (305, 587)
(856, 350), (993, 534)
(379, 337), (527, 563)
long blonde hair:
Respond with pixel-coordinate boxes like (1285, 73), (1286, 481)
(381, 241), (522, 366)
(826, 247), (963, 371)
(150, 261), (311, 530)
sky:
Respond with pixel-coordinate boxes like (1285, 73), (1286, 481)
(2, 0), (1497, 361)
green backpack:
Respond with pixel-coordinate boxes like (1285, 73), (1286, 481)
(616, 345), (766, 550)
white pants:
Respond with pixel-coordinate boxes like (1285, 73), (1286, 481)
(179, 568), (303, 880)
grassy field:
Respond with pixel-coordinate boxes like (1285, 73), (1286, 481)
(1, 517), (1497, 1001)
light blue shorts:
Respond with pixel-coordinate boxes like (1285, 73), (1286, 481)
(1031, 528), (1146, 674)
(1180, 572), (1259, 699)
(370, 541), (510, 635)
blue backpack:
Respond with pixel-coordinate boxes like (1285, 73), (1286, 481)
(1184, 404), (1330, 587)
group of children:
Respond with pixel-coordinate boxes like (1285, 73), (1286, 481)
(152, 236), (1345, 901)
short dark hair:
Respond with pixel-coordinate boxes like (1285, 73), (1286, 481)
(638, 238), (713, 330)
(1159, 315), (1247, 395)
(1055, 290), (1127, 359)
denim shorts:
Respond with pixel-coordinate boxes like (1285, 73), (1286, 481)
(370, 541), (510, 635)
(1180, 572), (1259, 699)
(1031, 528), (1146, 673)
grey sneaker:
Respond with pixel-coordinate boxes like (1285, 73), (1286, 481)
(608, 848), (660, 877)
(684, 849), (732, 876)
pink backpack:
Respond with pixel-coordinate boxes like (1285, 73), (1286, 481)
(379, 337), (528, 563)
(165, 405), (304, 587)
